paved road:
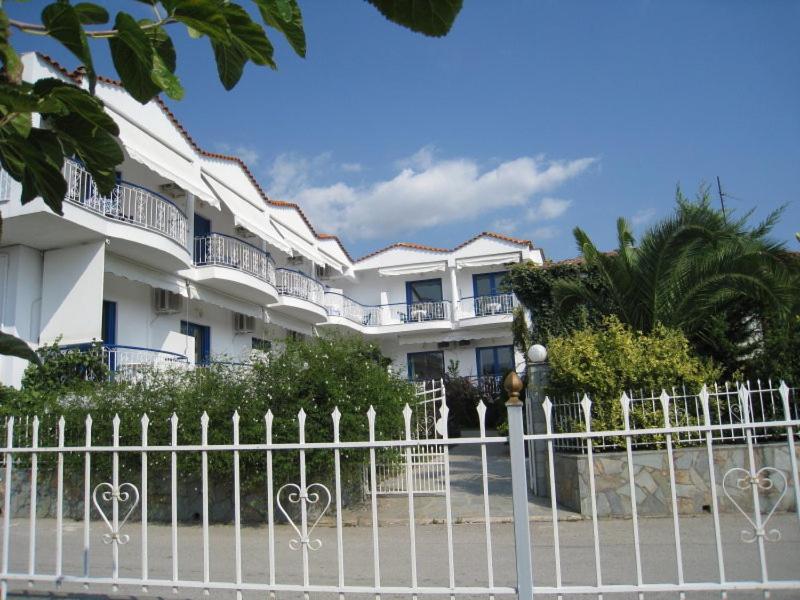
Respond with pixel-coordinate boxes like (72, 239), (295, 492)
(3, 513), (799, 600)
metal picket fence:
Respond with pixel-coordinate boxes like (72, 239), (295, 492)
(1, 378), (799, 599)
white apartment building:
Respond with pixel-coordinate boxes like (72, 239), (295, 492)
(0, 53), (544, 389)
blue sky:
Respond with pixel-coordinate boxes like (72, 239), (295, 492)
(10, 1), (800, 260)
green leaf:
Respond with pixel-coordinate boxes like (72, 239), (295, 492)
(41, 2), (96, 90)
(0, 127), (66, 214)
(366, 0), (463, 37)
(147, 25), (177, 73)
(256, 0), (306, 57)
(0, 10), (23, 84)
(151, 51), (184, 100)
(108, 12), (160, 104)
(211, 40), (247, 90)
(222, 3), (275, 67)
(8, 112), (32, 137)
(166, 0), (231, 40)
(74, 3), (109, 25)
(0, 331), (41, 366)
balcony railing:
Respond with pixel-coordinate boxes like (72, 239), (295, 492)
(63, 159), (188, 247)
(458, 293), (515, 318)
(194, 233), (276, 285)
(0, 167), (11, 204)
(275, 268), (325, 305)
(324, 291), (382, 326)
(324, 294), (451, 326)
(57, 343), (189, 381)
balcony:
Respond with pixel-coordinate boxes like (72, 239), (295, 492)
(322, 293), (452, 332)
(64, 160), (189, 249)
(271, 268), (328, 321)
(457, 293), (516, 320)
(58, 343), (189, 381)
(193, 232), (279, 304)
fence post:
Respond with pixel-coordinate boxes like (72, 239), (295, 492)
(505, 372), (533, 600)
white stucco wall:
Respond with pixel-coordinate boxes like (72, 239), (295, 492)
(40, 241), (105, 345)
(0, 245), (43, 386)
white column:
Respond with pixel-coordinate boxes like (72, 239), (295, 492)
(380, 291), (392, 325)
(449, 266), (459, 320)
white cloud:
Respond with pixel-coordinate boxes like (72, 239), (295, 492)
(527, 197), (571, 221)
(631, 207), (656, 227)
(531, 226), (560, 240)
(216, 143), (260, 166)
(267, 149), (596, 240)
(491, 218), (520, 235)
(340, 162), (363, 173)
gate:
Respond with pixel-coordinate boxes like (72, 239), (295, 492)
(367, 378), (447, 495)
(1, 377), (799, 599)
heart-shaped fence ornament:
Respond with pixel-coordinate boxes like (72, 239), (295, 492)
(92, 482), (140, 545)
(722, 467), (787, 543)
(276, 482), (332, 551)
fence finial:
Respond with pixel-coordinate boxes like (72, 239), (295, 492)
(504, 371), (524, 407)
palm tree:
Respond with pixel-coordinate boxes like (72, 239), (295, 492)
(553, 192), (798, 371)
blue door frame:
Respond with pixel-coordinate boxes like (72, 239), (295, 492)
(472, 271), (508, 297)
(193, 214), (211, 263)
(475, 344), (515, 379)
(101, 300), (117, 371)
(181, 320), (211, 365)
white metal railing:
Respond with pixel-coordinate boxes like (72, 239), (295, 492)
(63, 160), (188, 247)
(458, 293), (515, 318)
(324, 296), (452, 327)
(194, 233), (276, 285)
(275, 268), (324, 305)
(1, 380), (798, 599)
(0, 168), (10, 203)
(103, 344), (190, 380)
(549, 379), (800, 452)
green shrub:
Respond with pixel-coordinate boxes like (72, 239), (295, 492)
(3, 335), (413, 507)
(547, 316), (721, 433)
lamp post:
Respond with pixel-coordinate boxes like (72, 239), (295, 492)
(526, 343), (548, 496)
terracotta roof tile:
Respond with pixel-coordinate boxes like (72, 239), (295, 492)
(34, 53), (355, 262)
(34, 54), (539, 269)
(355, 231), (534, 262)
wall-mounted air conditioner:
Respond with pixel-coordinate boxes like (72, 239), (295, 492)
(233, 312), (256, 333)
(159, 182), (186, 199)
(153, 288), (183, 314)
(234, 225), (256, 238)
(286, 255), (304, 266)
(437, 341), (451, 349)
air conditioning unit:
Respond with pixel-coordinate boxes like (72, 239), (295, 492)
(458, 339), (472, 347)
(234, 225), (255, 238)
(153, 288), (183, 314)
(233, 312), (256, 333)
(286, 255), (304, 266)
(437, 341), (451, 349)
(158, 182), (186, 199)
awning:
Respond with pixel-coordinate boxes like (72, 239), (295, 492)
(105, 254), (187, 296)
(110, 110), (218, 207)
(378, 261), (447, 277)
(455, 252), (520, 269)
(186, 283), (263, 319)
(201, 174), (272, 240)
(271, 218), (330, 267)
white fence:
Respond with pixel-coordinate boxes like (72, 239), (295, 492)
(458, 293), (516, 318)
(550, 379), (800, 452)
(1, 379), (799, 599)
(64, 160), (188, 247)
(367, 379), (447, 495)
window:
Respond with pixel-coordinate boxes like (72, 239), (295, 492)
(407, 351), (445, 382)
(472, 271), (509, 297)
(476, 345), (515, 380)
(181, 320), (211, 365)
(406, 278), (443, 303)
(404, 279), (445, 321)
(251, 337), (272, 352)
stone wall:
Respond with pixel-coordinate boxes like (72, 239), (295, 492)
(553, 442), (798, 517)
(0, 468), (357, 525)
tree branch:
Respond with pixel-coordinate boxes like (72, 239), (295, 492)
(9, 17), (178, 39)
